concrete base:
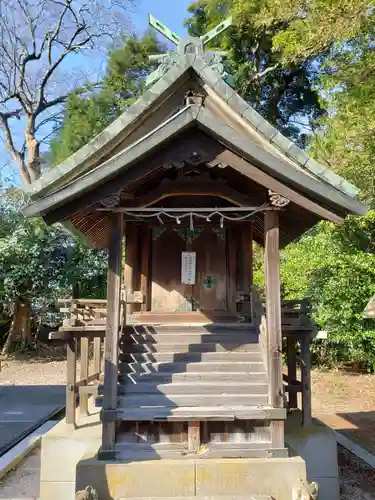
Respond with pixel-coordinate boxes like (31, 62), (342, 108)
(76, 455), (306, 500)
(285, 412), (340, 500)
(40, 409), (307, 500)
(40, 409), (101, 500)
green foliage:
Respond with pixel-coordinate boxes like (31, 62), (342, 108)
(186, 0), (326, 144)
(0, 188), (107, 315)
(281, 213), (375, 371)
(310, 25), (375, 208)
(50, 34), (163, 166)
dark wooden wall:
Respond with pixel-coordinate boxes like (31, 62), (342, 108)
(124, 222), (254, 315)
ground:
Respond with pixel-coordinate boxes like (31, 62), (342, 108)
(0, 358), (374, 499)
(311, 369), (375, 456)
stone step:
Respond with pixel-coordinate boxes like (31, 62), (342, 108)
(122, 333), (259, 344)
(120, 371), (267, 383)
(118, 382), (268, 395)
(114, 393), (269, 407)
(120, 352), (262, 363)
(119, 361), (266, 374)
(121, 343), (260, 353)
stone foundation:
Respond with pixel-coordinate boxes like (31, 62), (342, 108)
(40, 409), (307, 500)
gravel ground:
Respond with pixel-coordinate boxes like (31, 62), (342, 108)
(0, 359), (66, 386)
(339, 444), (375, 500)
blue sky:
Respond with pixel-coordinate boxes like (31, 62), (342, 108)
(134, 0), (192, 37)
(0, 0), (193, 186)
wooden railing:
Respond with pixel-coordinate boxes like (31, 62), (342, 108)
(57, 294), (316, 427)
(281, 299), (316, 330)
(251, 292), (316, 426)
(57, 299), (109, 425)
(57, 295), (142, 426)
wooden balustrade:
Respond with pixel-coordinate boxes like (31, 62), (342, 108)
(57, 293), (315, 427)
(251, 292), (316, 426)
(57, 299), (109, 425)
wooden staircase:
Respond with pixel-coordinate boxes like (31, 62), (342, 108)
(98, 324), (287, 459)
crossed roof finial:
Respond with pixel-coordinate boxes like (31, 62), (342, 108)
(146, 14), (233, 88)
(148, 13), (232, 47)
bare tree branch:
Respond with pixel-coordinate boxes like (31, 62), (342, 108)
(0, 112), (30, 184)
(251, 63), (281, 82)
(0, 0), (134, 185)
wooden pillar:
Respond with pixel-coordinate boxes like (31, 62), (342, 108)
(93, 337), (102, 377)
(227, 226), (237, 313)
(66, 335), (77, 425)
(188, 421), (200, 452)
(125, 224), (139, 315)
(79, 337), (89, 415)
(140, 226), (151, 311)
(301, 335), (312, 427)
(101, 213), (123, 458)
(264, 210), (283, 409)
(238, 223), (252, 294)
(287, 336), (298, 409)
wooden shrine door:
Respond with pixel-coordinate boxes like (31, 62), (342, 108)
(191, 227), (227, 312)
(150, 226), (227, 313)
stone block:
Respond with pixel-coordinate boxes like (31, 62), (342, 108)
(196, 457), (306, 500)
(40, 436), (101, 482)
(76, 458), (196, 499)
(40, 480), (75, 500)
(286, 416), (340, 500)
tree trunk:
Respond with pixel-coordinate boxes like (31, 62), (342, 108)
(1, 297), (32, 355)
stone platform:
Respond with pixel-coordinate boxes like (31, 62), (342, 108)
(39, 407), (307, 500)
(285, 412), (340, 500)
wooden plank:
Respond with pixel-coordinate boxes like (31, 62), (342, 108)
(79, 337), (89, 415)
(203, 447), (288, 459)
(79, 385), (99, 396)
(125, 224), (139, 314)
(264, 210), (284, 413)
(140, 227), (151, 312)
(75, 372), (101, 388)
(301, 335), (312, 427)
(193, 227), (227, 312)
(66, 336), (77, 425)
(270, 420), (284, 448)
(69, 299), (77, 327)
(59, 325), (106, 332)
(101, 406), (286, 422)
(237, 222), (253, 320)
(151, 227), (186, 312)
(286, 336), (298, 409)
(188, 421), (200, 452)
(102, 213), (123, 454)
(93, 337), (101, 375)
(226, 226), (237, 314)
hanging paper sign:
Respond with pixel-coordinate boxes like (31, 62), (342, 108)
(181, 252), (196, 285)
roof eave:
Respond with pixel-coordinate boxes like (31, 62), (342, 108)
(25, 59), (194, 201)
(23, 105), (199, 218)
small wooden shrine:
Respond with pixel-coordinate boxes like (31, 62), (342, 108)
(24, 15), (365, 463)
